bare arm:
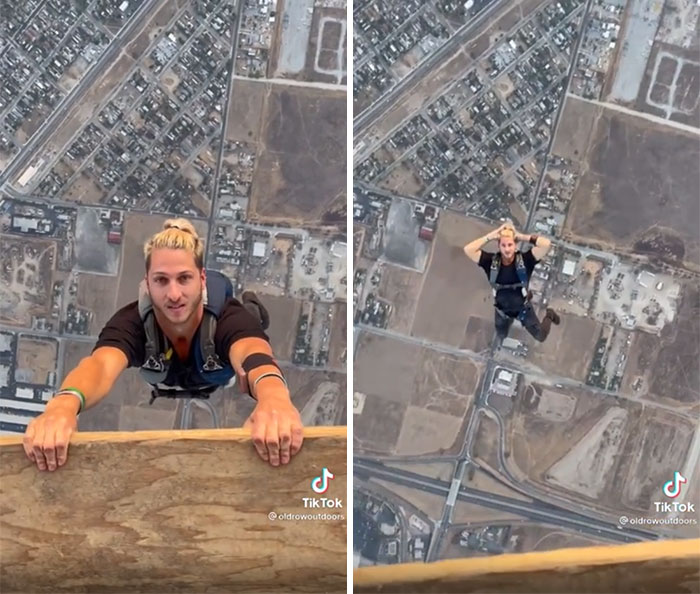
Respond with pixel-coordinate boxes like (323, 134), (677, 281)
(229, 337), (303, 466)
(23, 346), (128, 471)
(515, 232), (552, 260)
(464, 224), (509, 262)
(47, 346), (129, 415)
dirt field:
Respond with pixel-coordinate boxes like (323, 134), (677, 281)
(226, 80), (267, 143)
(460, 316), (495, 353)
(465, 4), (522, 59)
(354, 331), (479, 454)
(451, 502), (523, 526)
(411, 213), (495, 347)
(510, 524), (610, 553)
(377, 162), (427, 197)
(618, 408), (694, 511)
(259, 295), (301, 361)
(76, 272), (120, 335)
(249, 85), (345, 226)
(15, 337), (58, 384)
(622, 284), (700, 413)
(551, 95), (600, 161)
(115, 213), (208, 310)
(508, 313), (601, 382)
(297, 7), (347, 85)
(508, 382), (643, 504)
(565, 106), (700, 267)
(472, 412), (502, 471)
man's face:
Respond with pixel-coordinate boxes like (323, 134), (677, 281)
(146, 248), (205, 326)
(499, 236), (516, 261)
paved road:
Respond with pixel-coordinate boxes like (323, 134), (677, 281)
(355, 459), (660, 543)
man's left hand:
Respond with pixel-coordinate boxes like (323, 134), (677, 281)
(244, 392), (304, 466)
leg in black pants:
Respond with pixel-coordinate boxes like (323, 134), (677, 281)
(494, 309), (514, 341)
(520, 304), (559, 342)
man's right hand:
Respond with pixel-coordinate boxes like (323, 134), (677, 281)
(23, 396), (79, 472)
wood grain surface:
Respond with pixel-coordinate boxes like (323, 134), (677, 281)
(354, 539), (700, 593)
(0, 427), (347, 593)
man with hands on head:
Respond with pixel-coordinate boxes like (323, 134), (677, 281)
(464, 221), (560, 343)
(23, 218), (303, 472)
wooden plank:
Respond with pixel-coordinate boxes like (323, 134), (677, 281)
(0, 427), (347, 593)
(354, 539), (700, 593)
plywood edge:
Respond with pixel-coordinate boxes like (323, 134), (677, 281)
(0, 425), (346, 446)
(354, 539), (700, 588)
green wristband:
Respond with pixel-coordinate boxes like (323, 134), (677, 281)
(55, 388), (86, 414)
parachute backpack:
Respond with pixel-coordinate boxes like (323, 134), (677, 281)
(137, 269), (236, 393)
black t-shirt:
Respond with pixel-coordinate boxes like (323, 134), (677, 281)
(93, 298), (269, 389)
(478, 249), (538, 315)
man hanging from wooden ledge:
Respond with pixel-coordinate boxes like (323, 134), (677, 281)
(23, 218), (303, 471)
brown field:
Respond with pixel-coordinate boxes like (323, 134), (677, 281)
(126, 0), (178, 60)
(472, 412), (502, 471)
(551, 95), (600, 161)
(376, 264), (424, 334)
(451, 502), (522, 526)
(63, 172), (107, 205)
(16, 337), (58, 384)
(377, 162), (426, 197)
(508, 383), (640, 495)
(460, 316), (495, 353)
(510, 524), (610, 553)
(226, 80), (267, 143)
(354, 331), (480, 455)
(301, 8), (347, 84)
(565, 102), (700, 267)
(249, 86), (345, 225)
(617, 408), (694, 512)
(321, 21), (342, 49)
(507, 313), (601, 381)
(76, 272), (120, 335)
(622, 285), (700, 412)
(115, 213), (208, 310)
(327, 301), (347, 369)
(259, 294), (301, 361)
(411, 212), (494, 346)
(467, 468), (533, 503)
(353, 395), (408, 454)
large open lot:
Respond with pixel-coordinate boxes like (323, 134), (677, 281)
(622, 284), (700, 414)
(506, 312), (601, 382)
(226, 79), (267, 144)
(249, 86), (346, 226)
(354, 331), (480, 455)
(508, 381), (646, 512)
(411, 212), (494, 347)
(381, 199), (431, 271)
(16, 336), (58, 385)
(564, 103), (700, 268)
(258, 294), (302, 361)
(376, 264), (425, 335)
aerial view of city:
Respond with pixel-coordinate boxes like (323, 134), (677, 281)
(0, 0), (348, 434)
(353, 0), (699, 566)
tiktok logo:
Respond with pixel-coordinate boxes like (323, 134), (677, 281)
(311, 467), (334, 494)
(663, 471), (687, 498)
